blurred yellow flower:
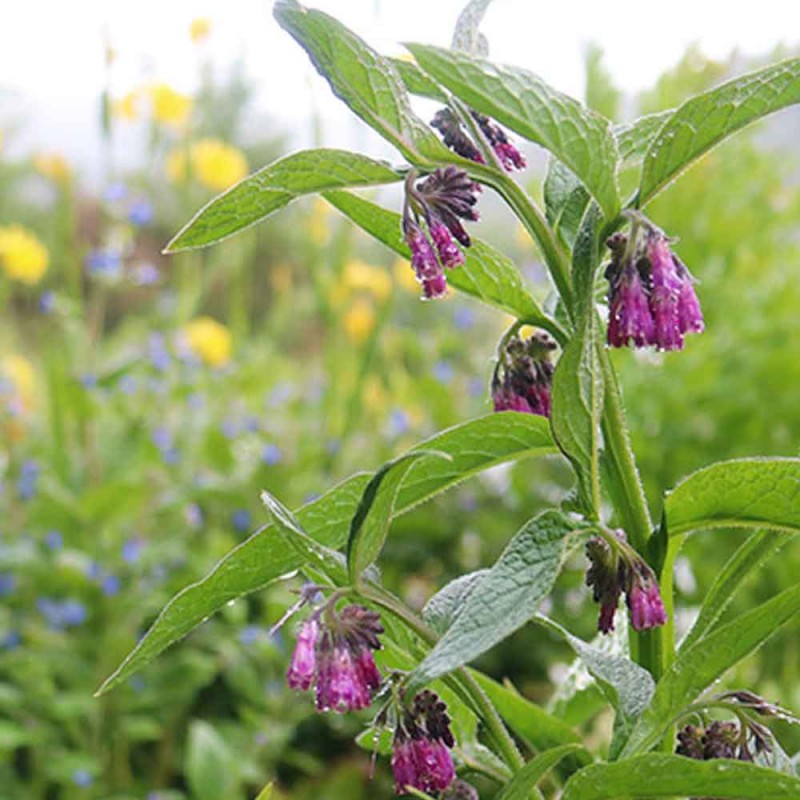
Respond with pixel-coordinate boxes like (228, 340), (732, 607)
(343, 259), (392, 301)
(33, 152), (71, 183)
(392, 257), (419, 293)
(183, 317), (232, 367)
(0, 225), (49, 285)
(1, 355), (36, 413)
(166, 139), (248, 192)
(343, 297), (376, 343)
(307, 197), (330, 244)
(190, 17), (212, 43)
(270, 262), (293, 294)
(362, 375), (387, 413)
(148, 83), (193, 128)
(113, 91), (140, 121)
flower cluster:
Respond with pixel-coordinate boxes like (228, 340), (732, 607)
(431, 107), (526, 171)
(605, 218), (704, 351)
(392, 690), (457, 796)
(676, 719), (772, 764)
(491, 331), (556, 418)
(585, 530), (667, 634)
(286, 604), (383, 713)
(402, 167), (479, 299)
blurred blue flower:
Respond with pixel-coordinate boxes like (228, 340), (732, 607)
(0, 630), (20, 650)
(387, 408), (410, 437)
(101, 573), (121, 596)
(220, 418), (240, 440)
(128, 199), (154, 226)
(468, 377), (486, 397)
(268, 382), (293, 407)
(122, 538), (145, 564)
(186, 392), (204, 410)
(261, 443), (283, 466)
(37, 598), (88, 630)
(38, 290), (55, 313)
(232, 509), (252, 533)
(147, 333), (171, 372)
(239, 625), (264, 646)
(133, 262), (160, 286)
(104, 182), (127, 203)
(245, 416), (261, 433)
(454, 306), (476, 330)
(71, 769), (93, 787)
(151, 426), (172, 451)
(118, 374), (138, 395)
(45, 530), (63, 550)
(86, 561), (103, 581)
(0, 573), (16, 596)
(184, 503), (204, 528)
(128, 676), (146, 692)
(85, 249), (123, 278)
(325, 439), (340, 456)
(80, 373), (97, 389)
(17, 460), (39, 500)
(303, 492), (321, 505)
(433, 360), (455, 384)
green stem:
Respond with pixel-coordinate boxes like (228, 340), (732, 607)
(359, 584), (524, 772)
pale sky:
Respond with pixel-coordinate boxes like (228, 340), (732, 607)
(1, 1), (798, 171)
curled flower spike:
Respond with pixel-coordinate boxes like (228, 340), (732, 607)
(402, 168), (479, 299)
(604, 218), (704, 351)
(585, 529), (667, 634)
(431, 106), (526, 172)
(391, 690), (456, 796)
(676, 719), (769, 763)
(492, 331), (557, 418)
(286, 603), (383, 713)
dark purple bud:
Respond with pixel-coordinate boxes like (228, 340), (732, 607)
(286, 618), (319, 690)
(585, 536), (625, 634)
(492, 384), (535, 414)
(703, 721), (740, 760)
(676, 724), (705, 760)
(471, 111), (526, 172)
(492, 332), (556, 419)
(431, 108), (484, 164)
(442, 779), (480, 800)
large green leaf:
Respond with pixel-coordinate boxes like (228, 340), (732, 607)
(680, 530), (792, 651)
(450, 0), (494, 54)
(665, 458), (800, 536)
(639, 57), (800, 204)
(614, 111), (673, 164)
(407, 510), (588, 693)
(562, 754), (800, 799)
(621, 581), (800, 756)
(496, 744), (584, 800)
(346, 451), (447, 581)
(97, 413), (556, 694)
(534, 617), (654, 734)
(390, 57), (447, 102)
(422, 570), (489, 635)
(406, 44), (620, 217)
(273, 0), (449, 164)
(550, 314), (604, 514)
(323, 189), (553, 328)
(166, 149), (401, 252)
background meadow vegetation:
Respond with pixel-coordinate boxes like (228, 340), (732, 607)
(0, 16), (798, 800)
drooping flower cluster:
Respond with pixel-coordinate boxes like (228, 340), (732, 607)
(431, 107), (526, 171)
(286, 604), (383, 713)
(391, 690), (457, 796)
(585, 530), (667, 634)
(605, 219), (704, 351)
(402, 167), (479, 299)
(676, 719), (772, 764)
(491, 331), (557, 418)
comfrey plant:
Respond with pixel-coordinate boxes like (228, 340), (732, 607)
(97, 2), (800, 797)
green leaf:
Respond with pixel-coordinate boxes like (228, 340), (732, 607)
(390, 57), (447, 102)
(407, 510), (588, 693)
(253, 784), (274, 800)
(621, 581), (800, 756)
(260, 489), (348, 586)
(406, 44), (620, 217)
(534, 617), (654, 729)
(185, 721), (238, 800)
(561, 754), (800, 799)
(97, 413), (556, 694)
(273, 0), (449, 164)
(543, 158), (591, 249)
(680, 530), (792, 651)
(665, 458), (800, 536)
(166, 149), (400, 252)
(496, 744), (584, 800)
(323, 189), (553, 327)
(347, 450), (449, 581)
(450, 0), (495, 55)
(422, 569), (489, 635)
(571, 203), (602, 312)
(639, 57), (800, 204)
(550, 315), (604, 513)
(614, 111), (673, 164)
